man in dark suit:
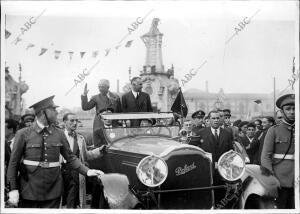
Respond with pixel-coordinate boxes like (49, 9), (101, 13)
(189, 110), (233, 204)
(81, 79), (121, 146)
(121, 76), (153, 126)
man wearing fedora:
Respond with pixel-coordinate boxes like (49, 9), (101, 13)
(7, 95), (103, 208)
(261, 93), (295, 209)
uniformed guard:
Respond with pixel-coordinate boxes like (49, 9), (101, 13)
(7, 95), (103, 208)
(261, 93), (295, 209)
(191, 110), (205, 136)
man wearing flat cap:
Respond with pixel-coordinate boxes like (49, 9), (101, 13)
(7, 95), (103, 208)
(261, 93), (295, 209)
(191, 110), (205, 136)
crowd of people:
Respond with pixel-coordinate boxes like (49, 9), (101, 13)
(4, 76), (295, 209)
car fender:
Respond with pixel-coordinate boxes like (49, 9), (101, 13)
(100, 173), (140, 209)
(239, 164), (280, 208)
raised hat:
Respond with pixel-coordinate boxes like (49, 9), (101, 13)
(21, 113), (35, 121)
(276, 93), (295, 109)
(191, 110), (205, 119)
(29, 95), (59, 113)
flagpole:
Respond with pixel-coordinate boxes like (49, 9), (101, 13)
(273, 76), (276, 118)
(179, 87), (183, 126)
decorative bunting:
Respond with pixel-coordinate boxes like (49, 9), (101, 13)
(54, 50), (62, 59)
(68, 51), (74, 61)
(125, 40), (133, 48)
(92, 51), (99, 58)
(26, 43), (35, 50)
(104, 48), (111, 56)
(38, 48), (48, 56)
(5, 30), (11, 39)
(80, 52), (86, 59)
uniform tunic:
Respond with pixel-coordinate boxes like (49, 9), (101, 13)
(261, 121), (294, 187)
(7, 121), (89, 201)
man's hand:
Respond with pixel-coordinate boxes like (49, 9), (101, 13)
(8, 190), (19, 206)
(83, 83), (89, 96)
(87, 169), (104, 177)
(99, 145), (107, 154)
(260, 166), (274, 176)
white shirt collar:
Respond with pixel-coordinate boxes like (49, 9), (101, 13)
(247, 136), (254, 142)
(131, 90), (138, 98)
(211, 127), (220, 136)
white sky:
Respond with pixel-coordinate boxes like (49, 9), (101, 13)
(2, 0), (299, 109)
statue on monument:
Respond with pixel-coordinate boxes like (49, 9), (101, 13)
(5, 63), (29, 119)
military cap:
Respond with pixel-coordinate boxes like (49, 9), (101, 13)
(21, 113), (35, 122)
(191, 110), (205, 119)
(29, 95), (59, 113)
(276, 93), (295, 109)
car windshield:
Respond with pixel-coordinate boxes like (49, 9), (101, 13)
(104, 126), (180, 143)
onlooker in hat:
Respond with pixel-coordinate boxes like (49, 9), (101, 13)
(20, 110), (35, 129)
(7, 95), (103, 208)
(191, 110), (205, 136)
(238, 123), (259, 163)
(255, 116), (275, 165)
(81, 80), (121, 146)
(222, 109), (238, 140)
(61, 112), (104, 208)
(261, 93), (295, 209)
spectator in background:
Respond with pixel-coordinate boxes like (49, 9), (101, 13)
(182, 119), (193, 136)
(191, 110), (205, 136)
(238, 123), (259, 163)
(275, 110), (283, 125)
(5, 119), (19, 151)
(204, 116), (210, 127)
(256, 116), (275, 164)
(20, 111), (35, 129)
(223, 109), (238, 140)
(254, 119), (262, 133)
(238, 121), (249, 138)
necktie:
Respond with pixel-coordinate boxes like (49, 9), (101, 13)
(136, 92), (140, 99)
(214, 129), (219, 143)
(68, 131), (76, 138)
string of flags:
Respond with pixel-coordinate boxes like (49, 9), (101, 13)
(5, 29), (134, 60)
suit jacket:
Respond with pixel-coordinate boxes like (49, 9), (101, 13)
(238, 136), (260, 164)
(81, 91), (121, 114)
(190, 127), (234, 164)
(81, 91), (121, 145)
(121, 91), (153, 113)
(121, 91), (153, 127)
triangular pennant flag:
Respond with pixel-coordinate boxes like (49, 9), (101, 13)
(254, 99), (262, 104)
(80, 52), (86, 59)
(92, 51), (99, 58)
(5, 30), (11, 39)
(125, 40), (133, 48)
(38, 48), (48, 56)
(26, 43), (35, 50)
(104, 48), (111, 56)
(54, 50), (62, 59)
(171, 88), (188, 118)
(68, 51), (74, 61)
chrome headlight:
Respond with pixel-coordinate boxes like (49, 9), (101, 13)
(217, 150), (245, 182)
(136, 155), (168, 187)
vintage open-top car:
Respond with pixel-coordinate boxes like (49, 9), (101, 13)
(88, 112), (280, 209)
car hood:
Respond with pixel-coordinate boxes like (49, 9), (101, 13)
(108, 136), (183, 156)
